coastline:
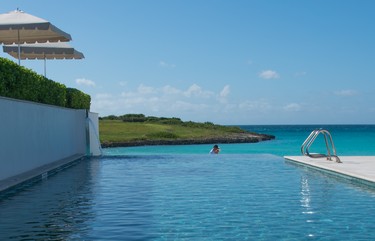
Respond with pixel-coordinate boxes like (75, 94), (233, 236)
(101, 133), (275, 148)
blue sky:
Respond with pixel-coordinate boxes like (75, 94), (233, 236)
(1, 1), (374, 125)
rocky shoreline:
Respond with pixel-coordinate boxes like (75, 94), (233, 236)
(101, 133), (275, 148)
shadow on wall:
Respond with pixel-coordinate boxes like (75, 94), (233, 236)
(0, 96), (101, 191)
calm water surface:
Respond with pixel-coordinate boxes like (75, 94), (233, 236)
(1, 155), (375, 240)
(1, 125), (375, 240)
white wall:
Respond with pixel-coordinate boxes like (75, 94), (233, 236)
(0, 97), (87, 182)
(88, 112), (102, 156)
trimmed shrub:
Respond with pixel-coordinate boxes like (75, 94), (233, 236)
(1, 59), (42, 102)
(0, 57), (90, 110)
(66, 88), (91, 109)
(38, 76), (67, 106)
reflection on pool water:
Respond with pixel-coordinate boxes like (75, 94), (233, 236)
(1, 154), (375, 240)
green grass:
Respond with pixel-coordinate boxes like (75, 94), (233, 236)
(99, 120), (246, 145)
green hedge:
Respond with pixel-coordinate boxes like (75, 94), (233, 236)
(0, 57), (90, 110)
(66, 88), (91, 109)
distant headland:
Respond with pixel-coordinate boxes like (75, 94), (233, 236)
(99, 114), (275, 148)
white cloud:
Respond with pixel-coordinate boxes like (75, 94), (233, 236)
(96, 93), (113, 99)
(184, 84), (213, 98)
(334, 89), (358, 97)
(220, 85), (230, 98)
(91, 93), (118, 113)
(238, 99), (272, 111)
(76, 78), (96, 87)
(118, 81), (127, 87)
(184, 84), (201, 97)
(159, 60), (176, 68)
(121, 91), (137, 98)
(259, 70), (280, 79)
(217, 85), (230, 104)
(283, 103), (302, 112)
(162, 85), (181, 95)
(170, 100), (210, 112)
(91, 83), (229, 119)
(137, 84), (155, 94)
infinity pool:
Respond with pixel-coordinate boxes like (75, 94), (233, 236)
(1, 154), (375, 240)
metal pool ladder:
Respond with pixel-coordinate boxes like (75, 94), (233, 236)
(301, 129), (342, 163)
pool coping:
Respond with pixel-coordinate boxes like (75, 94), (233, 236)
(0, 154), (86, 193)
(284, 156), (375, 187)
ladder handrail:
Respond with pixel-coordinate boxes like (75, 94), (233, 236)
(301, 129), (341, 163)
(300, 129), (320, 154)
(306, 129), (332, 157)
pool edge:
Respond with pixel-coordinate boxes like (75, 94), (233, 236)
(284, 155), (375, 188)
(0, 154), (86, 193)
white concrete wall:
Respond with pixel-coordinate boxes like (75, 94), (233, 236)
(88, 112), (102, 156)
(0, 97), (87, 182)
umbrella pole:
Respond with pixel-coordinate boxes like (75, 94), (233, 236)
(17, 29), (21, 65)
(44, 56), (46, 77)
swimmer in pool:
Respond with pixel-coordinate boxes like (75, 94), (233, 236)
(210, 144), (220, 154)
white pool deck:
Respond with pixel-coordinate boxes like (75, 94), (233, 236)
(284, 156), (375, 186)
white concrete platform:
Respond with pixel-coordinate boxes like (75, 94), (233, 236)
(284, 156), (375, 186)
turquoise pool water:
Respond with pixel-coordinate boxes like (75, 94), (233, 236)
(1, 154), (375, 240)
(105, 125), (375, 156)
(1, 125), (375, 240)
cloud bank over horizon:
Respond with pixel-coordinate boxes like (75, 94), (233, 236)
(86, 78), (373, 124)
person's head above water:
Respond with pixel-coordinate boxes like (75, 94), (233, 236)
(211, 144), (220, 154)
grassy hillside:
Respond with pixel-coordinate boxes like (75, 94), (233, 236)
(99, 119), (264, 147)
(99, 120), (245, 143)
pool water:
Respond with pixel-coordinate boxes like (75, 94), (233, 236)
(1, 154), (375, 240)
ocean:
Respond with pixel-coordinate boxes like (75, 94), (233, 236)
(104, 125), (375, 156)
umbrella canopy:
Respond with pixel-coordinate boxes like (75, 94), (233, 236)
(3, 42), (84, 59)
(0, 9), (72, 64)
(0, 9), (71, 44)
(3, 42), (84, 76)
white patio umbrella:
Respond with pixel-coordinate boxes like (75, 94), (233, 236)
(3, 42), (84, 77)
(0, 9), (71, 65)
